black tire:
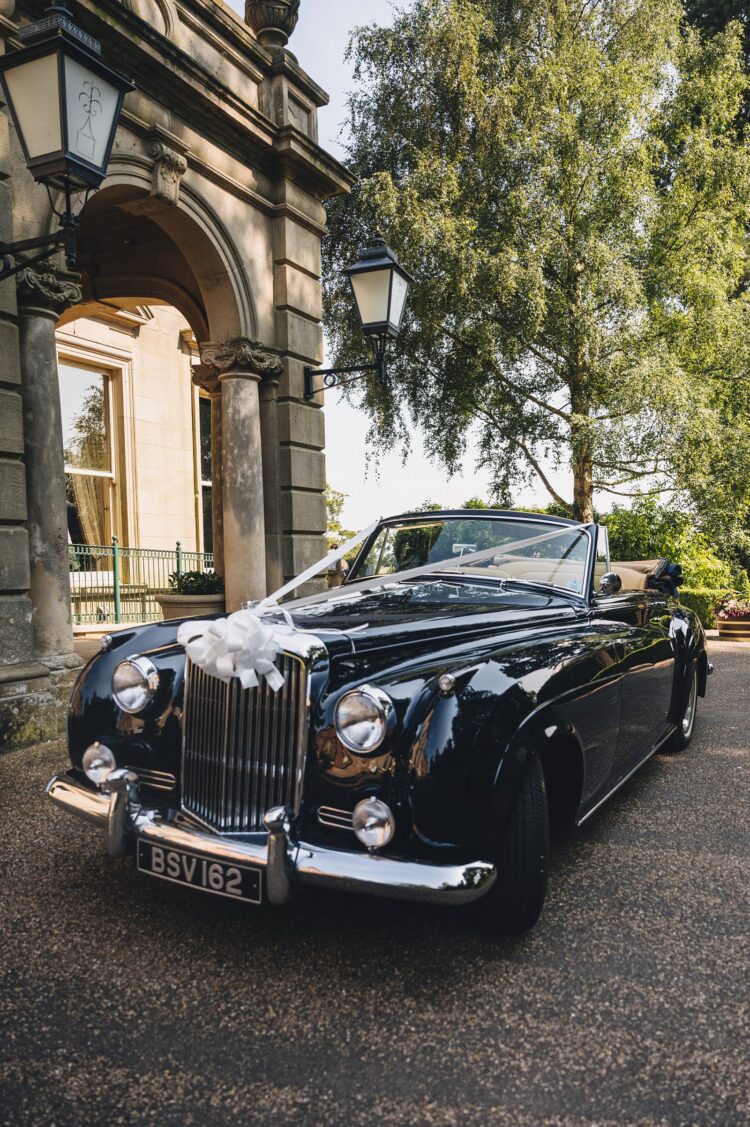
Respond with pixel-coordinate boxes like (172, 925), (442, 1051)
(664, 664), (698, 752)
(476, 755), (550, 936)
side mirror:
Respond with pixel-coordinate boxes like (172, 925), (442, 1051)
(599, 572), (622, 596)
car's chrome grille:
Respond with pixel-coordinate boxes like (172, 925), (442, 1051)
(181, 655), (308, 833)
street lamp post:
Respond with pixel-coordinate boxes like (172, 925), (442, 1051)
(304, 238), (413, 401)
(0, 2), (134, 281)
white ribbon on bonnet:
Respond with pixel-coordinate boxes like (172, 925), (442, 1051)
(176, 519), (382, 692)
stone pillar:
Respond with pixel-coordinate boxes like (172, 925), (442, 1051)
(17, 267), (82, 662)
(259, 371), (284, 594)
(192, 365), (224, 577)
(200, 340), (283, 610)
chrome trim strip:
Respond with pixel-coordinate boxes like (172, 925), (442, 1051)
(318, 806), (355, 831)
(45, 773), (496, 907)
(128, 768), (177, 791)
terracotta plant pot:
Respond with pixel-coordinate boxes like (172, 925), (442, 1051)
(717, 617), (750, 641)
(156, 593), (226, 621)
(245, 0), (300, 46)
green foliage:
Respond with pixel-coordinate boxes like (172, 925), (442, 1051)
(678, 588), (727, 627)
(168, 570), (225, 596)
(325, 0), (750, 526)
(603, 498), (735, 587)
(325, 484), (356, 548)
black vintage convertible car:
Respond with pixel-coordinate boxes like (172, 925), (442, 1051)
(47, 510), (710, 935)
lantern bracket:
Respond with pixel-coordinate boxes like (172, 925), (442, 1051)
(0, 179), (82, 282)
(304, 339), (388, 401)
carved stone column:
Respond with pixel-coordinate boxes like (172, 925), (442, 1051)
(192, 364), (224, 577)
(17, 266), (82, 663)
(259, 369), (283, 593)
(200, 340), (283, 609)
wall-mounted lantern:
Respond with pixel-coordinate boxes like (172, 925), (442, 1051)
(304, 238), (413, 401)
(0, 2), (134, 281)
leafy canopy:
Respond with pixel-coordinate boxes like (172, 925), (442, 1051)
(324, 0), (750, 524)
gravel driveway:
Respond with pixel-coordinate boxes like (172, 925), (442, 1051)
(1, 640), (748, 1127)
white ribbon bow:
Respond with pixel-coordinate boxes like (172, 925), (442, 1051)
(177, 608), (289, 692)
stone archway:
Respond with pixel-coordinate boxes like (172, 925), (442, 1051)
(0, 0), (352, 745)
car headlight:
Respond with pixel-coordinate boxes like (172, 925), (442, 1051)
(335, 685), (394, 754)
(112, 656), (160, 714)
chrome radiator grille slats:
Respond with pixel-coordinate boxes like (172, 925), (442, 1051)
(181, 655), (307, 833)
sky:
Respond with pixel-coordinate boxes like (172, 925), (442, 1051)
(228, 0), (572, 528)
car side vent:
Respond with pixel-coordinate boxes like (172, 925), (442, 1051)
(318, 806), (355, 832)
(128, 767), (177, 792)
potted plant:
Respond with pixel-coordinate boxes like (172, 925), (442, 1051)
(716, 594), (750, 641)
(157, 570), (225, 621)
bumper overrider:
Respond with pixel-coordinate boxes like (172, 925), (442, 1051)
(46, 770), (497, 907)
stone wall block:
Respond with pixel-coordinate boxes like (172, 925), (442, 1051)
(274, 264), (323, 321)
(275, 309), (323, 363)
(0, 320), (21, 386)
(0, 183), (17, 318)
(278, 445), (326, 491)
(273, 220), (322, 278)
(281, 532), (329, 578)
(0, 459), (27, 521)
(0, 528), (30, 591)
(281, 489), (326, 535)
(0, 595), (34, 666)
(277, 400), (325, 448)
(0, 388), (23, 454)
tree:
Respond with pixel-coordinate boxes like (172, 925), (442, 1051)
(324, 0), (750, 523)
(685, 0), (749, 121)
(325, 484), (355, 547)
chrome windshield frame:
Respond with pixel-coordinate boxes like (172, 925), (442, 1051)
(345, 511), (596, 605)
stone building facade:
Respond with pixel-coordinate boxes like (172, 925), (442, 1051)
(0, 0), (352, 746)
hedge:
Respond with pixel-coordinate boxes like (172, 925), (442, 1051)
(678, 588), (729, 629)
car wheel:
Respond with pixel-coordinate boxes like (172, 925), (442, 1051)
(476, 754), (550, 937)
(664, 664), (698, 753)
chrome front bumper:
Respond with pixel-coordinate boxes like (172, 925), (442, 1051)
(46, 772), (496, 907)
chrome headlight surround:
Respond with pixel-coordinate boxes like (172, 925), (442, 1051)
(334, 684), (395, 755)
(112, 655), (160, 715)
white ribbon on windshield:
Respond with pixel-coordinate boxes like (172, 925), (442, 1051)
(177, 518), (588, 690)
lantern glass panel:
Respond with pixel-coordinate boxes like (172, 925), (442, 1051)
(389, 272), (409, 330)
(4, 54), (62, 158)
(64, 56), (120, 172)
(350, 268), (392, 330)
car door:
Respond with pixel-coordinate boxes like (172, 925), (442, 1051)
(592, 589), (675, 775)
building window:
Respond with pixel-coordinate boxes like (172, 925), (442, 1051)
(199, 395), (213, 553)
(59, 361), (116, 545)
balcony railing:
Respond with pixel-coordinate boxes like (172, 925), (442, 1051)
(69, 538), (214, 625)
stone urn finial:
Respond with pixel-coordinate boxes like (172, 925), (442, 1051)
(245, 0), (300, 48)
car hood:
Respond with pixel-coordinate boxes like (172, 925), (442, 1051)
(281, 579), (579, 654)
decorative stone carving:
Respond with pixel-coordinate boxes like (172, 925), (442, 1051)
(149, 141), (188, 206)
(245, 0), (300, 48)
(16, 267), (82, 314)
(191, 363), (221, 396)
(200, 339), (284, 379)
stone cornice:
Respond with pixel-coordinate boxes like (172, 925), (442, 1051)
(16, 267), (82, 314)
(200, 339), (284, 380)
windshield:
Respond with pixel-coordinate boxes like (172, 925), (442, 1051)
(348, 517), (591, 596)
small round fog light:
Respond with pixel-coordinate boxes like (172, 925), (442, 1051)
(353, 797), (395, 851)
(82, 743), (116, 786)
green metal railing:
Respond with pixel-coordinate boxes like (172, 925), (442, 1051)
(69, 538), (214, 625)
